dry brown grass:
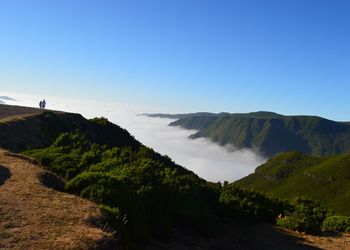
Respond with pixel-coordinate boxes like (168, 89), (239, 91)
(249, 224), (350, 250)
(0, 149), (115, 249)
(0, 104), (44, 121)
(279, 227), (350, 250)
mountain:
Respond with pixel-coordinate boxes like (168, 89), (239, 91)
(148, 111), (350, 157)
(0, 96), (17, 101)
(142, 112), (217, 119)
(234, 151), (350, 215)
(2, 104), (350, 249)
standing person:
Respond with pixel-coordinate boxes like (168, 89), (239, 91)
(39, 100), (43, 109)
(42, 99), (46, 109)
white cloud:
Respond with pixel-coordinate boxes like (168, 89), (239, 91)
(1, 91), (265, 182)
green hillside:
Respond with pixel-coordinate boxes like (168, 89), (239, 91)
(0, 110), (141, 152)
(2, 107), (349, 248)
(234, 151), (350, 215)
(3, 110), (289, 248)
(158, 111), (350, 157)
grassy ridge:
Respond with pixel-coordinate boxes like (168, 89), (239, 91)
(234, 151), (350, 215)
(166, 112), (350, 157)
(0, 111), (140, 153)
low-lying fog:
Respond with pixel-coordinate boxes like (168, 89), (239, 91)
(1, 92), (266, 182)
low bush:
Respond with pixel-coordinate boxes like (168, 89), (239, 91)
(99, 205), (130, 248)
(276, 197), (330, 234)
(219, 185), (290, 223)
(66, 172), (150, 247)
(322, 216), (350, 232)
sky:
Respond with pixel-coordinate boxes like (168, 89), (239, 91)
(1, 0), (350, 120)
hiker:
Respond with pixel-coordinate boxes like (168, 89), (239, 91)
(39, 100), (43, 109)
(42, 99), (46, 109)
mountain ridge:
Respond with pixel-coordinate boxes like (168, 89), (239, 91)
(146, 111), (350, 157)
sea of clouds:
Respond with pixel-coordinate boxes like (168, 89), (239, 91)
(0, 91), (266, 182)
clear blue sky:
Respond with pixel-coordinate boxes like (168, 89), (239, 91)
(1, 0), (349, 120)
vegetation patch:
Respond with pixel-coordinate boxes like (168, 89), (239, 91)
(219, 184), (291, 223)
(0, 231), (11, 239)
(276, 197), (330, 234)
(322, 216), (350, 232)
(3, 222), (17, 229)
(167, 112), (350, 157)
(24, 118), (294, 249)
(235, 151), (350, 215)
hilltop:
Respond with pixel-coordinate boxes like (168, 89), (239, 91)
(147, 111), (350, 157)
(0, 104), (140, 153)
(0, 104), (44, 120)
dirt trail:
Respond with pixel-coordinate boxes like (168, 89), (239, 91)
(0, 149), (114, 249)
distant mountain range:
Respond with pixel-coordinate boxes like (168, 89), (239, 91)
(144, 112), (217, 119)
(146, 111), (350, 157)
(234, 151), (350, 215)
(0, 96), (17, 101)
(0, 96), (17, 104)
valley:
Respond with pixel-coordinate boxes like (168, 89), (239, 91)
(0, 104), (350, 249)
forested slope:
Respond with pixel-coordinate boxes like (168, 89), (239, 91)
(159, 111), (350, 157)
(234, 151), (350, 215)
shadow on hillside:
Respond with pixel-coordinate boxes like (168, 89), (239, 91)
(317, 230), (342, 238)
(0, 165), (11, 186)
(37, 171), (65, 192)
(249, 224), (322, 249)
(147, 224), (322, 250)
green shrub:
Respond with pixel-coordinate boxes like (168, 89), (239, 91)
(28, 129), (338, 247)
(90, 117), (109, 126)
(219, 185), (290, 223)
(99, 205), (130, 248)
(276, 197), (329, 234)
(277, 214), (321, 233)
(322, 216), (350, 232)
(66, 172), (150, 248)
